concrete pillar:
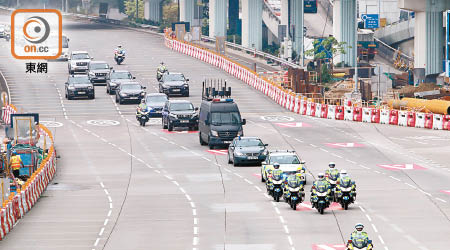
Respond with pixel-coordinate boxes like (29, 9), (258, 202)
(291, 0), (304, 59)
(281, 0), (289, 26)
(414, 5), (443, 75)
(339, 0), (356, 67)
(144, 0), (161, 23)
(229, 0), (239, 35)
(242, 0), (263, 50)
(180, 0), (195, 26)
(209, 0), (227, 38)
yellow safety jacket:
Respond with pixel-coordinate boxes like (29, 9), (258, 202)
(10, 155), (22, 170)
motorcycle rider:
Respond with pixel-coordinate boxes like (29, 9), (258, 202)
(283, 173), (303, 200)
(157, 62), (167, 76)
(267, 163), (283, 195)
(310, 173), (331, 208)
(114, 45), (125, 58)
(295, 165), (306, 185)
(136, 99), (148, 119)
(335, 169), (356, 202)
(325, 162), (340, 201)
(348, 223), (373, 249)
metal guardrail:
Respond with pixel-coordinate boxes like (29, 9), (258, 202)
(200, 35), (301, 69)
(374, 37), (413, 72)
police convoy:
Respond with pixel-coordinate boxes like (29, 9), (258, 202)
(63, 44), (372, 250)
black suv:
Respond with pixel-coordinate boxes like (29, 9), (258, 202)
(65, 75), (95, 99)
(115, 82), (146, 104)
(88, 61), (111, 84)
(159, 73), (189, 97)
(162, 100), (198, 131)
(107, 70), (134, 94)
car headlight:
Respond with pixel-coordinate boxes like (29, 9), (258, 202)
(120, 93), (127, 97)
(211, 130), (218, 137)
(68, 86), (75, 90)
(235, 151), (244, 156)
(87, 86), (93, 89)
(169, 113), (177, 118)
(109, 82), (117, 86)
(183, 84), (189, 88)
(89, 72), (95, 76)
(262, 150), (268, 155)
(192, 113), (198, 118)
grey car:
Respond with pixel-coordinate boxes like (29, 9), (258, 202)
(107, 70), (135, 94)
(115, 82), (146, 104)
(88, 61), (111, 84)
(65, 75), (95, 99)
(228, 137), (268, 166)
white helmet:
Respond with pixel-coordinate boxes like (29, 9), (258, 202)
(340, 169), (347, 175)
(329, 162), (336, 168)
(355, 223), (364, 231)
(317, 173), (325, 180)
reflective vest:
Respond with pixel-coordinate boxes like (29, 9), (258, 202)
(10, 155), (21, 170)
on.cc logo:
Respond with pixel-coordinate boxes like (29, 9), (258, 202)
(23, 16), (50, 44)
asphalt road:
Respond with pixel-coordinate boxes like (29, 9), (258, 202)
(0, 14), (450, 250)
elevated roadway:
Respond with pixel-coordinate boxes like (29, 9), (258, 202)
(0, 13), (449, 250)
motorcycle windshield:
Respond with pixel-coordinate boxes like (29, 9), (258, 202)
(352, 233), (368, 248)
(316, 183), (328, 193)
(272, 172), (283, 181)
(288, 179), (300, 188)
(340, 179), (352, 188)
(329, 171), (339, 180)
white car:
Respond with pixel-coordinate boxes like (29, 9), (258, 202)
(68, 51), (92, 74)
(261, 150), (307, 184)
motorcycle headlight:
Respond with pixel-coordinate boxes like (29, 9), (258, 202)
(211, 130), (218, 137)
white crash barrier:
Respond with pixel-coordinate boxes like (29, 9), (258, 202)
(362, 108), (372, 123)
(315, 104), (322, 118)
(433, 114), (443, 130)
(415, 112), (425, 128)
(380, 109), (389, 124)
(398, 111), (408, 126)
(300, 100), (307, 115)
(344, 106), (353, 121)
(327, 105), (336, 119)
(306, 102), (312, 116)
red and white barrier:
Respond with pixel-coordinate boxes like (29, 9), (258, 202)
(362, 108), (372, 123)
(1, 105), (16, 125)
(380, 109), (389, 124)
(164, 35), (449, 133)
(327, 105), (336, 119)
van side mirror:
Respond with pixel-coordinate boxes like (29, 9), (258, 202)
(186, 79), (189, 81)
(264, 144), (268, 147)
(133, 76), (136, 79)
(195, 107), (199, 111)
(300, 161), (306, 164)
(242, 119), (246, 125)
(142, 86), (146, 89)
(110, 67), (113, 70)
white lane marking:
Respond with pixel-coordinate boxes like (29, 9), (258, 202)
(194, 226), (199, 235)
(234, 173), (243, 178)
(374, 170), (381, 174)
(107, 210), (112, 217)
(436, 198), (447, 203)
(309, 143), (318, 148)
(404, 235), (419, 244)
(254, 186), (262, 191)
(244, 178), (253, 185)
(190, 202), (196, 208)
(283, 225), (289, 234)
(223, 168), (232, 173)
(172, 181), (180, 186)
(194, 218), (198, 225)
(160, 137), (168, 141)
(282, 133), (291, 138)
(389, 176), (401, 182)
(192, 209), (197, 216)
(378, 235), (385, 244)
(185, 194), (192, 201)
(99, 182), (104, 188)
(365, 214), (372, 222)
(99, 227), (105, 236)
(359, 164), (370, 169)
(359, 206), (366, 213)
(179, 187), (186, 194)
(404, 183), (416, 189)
(294, 138), (304, 143)
(103, 189), (109, 195)
(371, 224), (378, 233)
(104, 219), (109, 226)
(164, 174), (173, 180)
(346, 159), (356, 164)
(94, 238), (100, 247)
(287, 235), (293, 245)
(274, 207), (280, 214)
(201, 156), (211, 162)
(320, 148), (329, 153)
(331, 153), (343, 158)
(279, 216), (285, 224)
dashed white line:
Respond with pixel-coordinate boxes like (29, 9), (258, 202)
(99, 227), (105, 236)
(346, 159), (356, 164)
(254, 186), (262, 192)
(319, 148), (329, 153)
(244, 178), (253, 185)
(309, 143), (318, 148)
(389, 176), (401, 182)
(436, 198), (447, 203)
(331, 153), (343, 158)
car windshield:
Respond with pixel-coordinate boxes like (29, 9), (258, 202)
(170, 103), (194, 111)
(111, 72), (132, 79)
(72, 53), (90, 60)
(270, 155), (300, 164)
(164, 74), (185, 81)
(69, 76), (89, 84)
(121, 84), (141, 90)
(211, 112), (241, 125)
(91, 63), (109, 70)
(147, 96), (167, 103)
(62, 36), (69, 48)
(235, 139), (264, 147)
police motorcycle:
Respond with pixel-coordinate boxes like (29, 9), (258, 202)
(271, 170), (284, 202)
(283, 177), (304, 210)
(336, 179), (355, 210)
(311, 181), (331, 214)
(114, 49), (126, 65)
(136, 106), (150, 126)
(347, 233), (373, 250)
(326, 164), (339, 201)
(156, 63), (168, 81)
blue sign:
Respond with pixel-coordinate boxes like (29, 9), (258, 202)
(446, 10), (450, 77)
(361, 14), (379, 29)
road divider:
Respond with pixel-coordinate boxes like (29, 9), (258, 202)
(163, 33), (450, 133)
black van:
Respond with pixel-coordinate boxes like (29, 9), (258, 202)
(198, 98), (246, 148)
(199, 79), (247, 148)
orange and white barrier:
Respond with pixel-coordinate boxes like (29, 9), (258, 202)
(163, 33), (449, 132)
(0, 123), (56, 240)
